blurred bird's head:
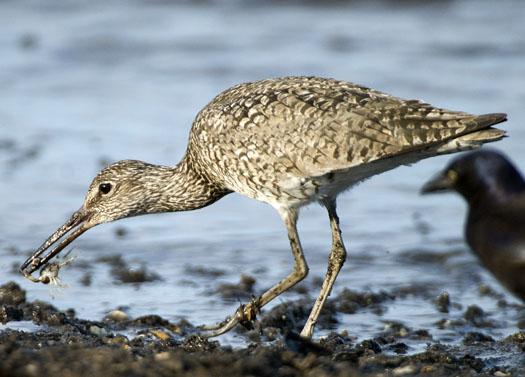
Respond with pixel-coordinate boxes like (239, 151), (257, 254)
(421, 149), (525, 202)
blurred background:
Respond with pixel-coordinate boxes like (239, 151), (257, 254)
(0, 0), (523, 347)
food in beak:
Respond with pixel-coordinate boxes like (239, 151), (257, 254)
(20, 208), (89, 283)
(24, 258), (74, 286)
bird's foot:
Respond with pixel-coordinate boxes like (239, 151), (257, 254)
(237, 296), (261, 330)
(198, 296), (261, 337)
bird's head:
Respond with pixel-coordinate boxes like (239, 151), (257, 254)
(421, 149), (525, 202)
(20, 160), (171, 277)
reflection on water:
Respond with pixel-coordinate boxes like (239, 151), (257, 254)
(1, 0), (524, 347)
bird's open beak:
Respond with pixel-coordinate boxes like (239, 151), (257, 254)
(20, 208), (92, 279)
(420, 171), (454, 194)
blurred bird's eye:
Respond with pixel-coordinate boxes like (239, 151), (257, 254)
(447, 169), (458, 182)
(99, 183), (112, 194)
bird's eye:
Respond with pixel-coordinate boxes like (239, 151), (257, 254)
(99, 183), (112, 194)
(447, 169), (458, 182)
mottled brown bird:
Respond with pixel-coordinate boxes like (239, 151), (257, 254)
(421, 149), (525, 301)
(21, 76), (506, 338)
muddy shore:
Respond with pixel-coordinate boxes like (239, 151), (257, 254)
(1, 281), (523, 377)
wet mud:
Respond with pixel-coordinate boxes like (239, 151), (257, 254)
(1, 281), (523, 377)
(96, 254), (162, 284)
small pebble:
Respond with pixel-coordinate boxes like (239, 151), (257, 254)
(104, 335), (129, 345)
(420, 365), (435, 373)
(106, 310), (129, 322)
(89, 325), (108, 337)
(393, 365), (417, 376)
(151, 329), (171, 341)
(155, 352), (171, 361)
(24, 364), (38, 377)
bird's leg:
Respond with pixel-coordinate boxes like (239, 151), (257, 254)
(300, 199), (347, 339)
(200, 208), (309, 337)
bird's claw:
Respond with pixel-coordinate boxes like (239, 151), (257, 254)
(236, 296), (261, 330)
(198, 296), (262, 336)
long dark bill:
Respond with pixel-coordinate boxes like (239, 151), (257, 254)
(20, 208), (90, 278)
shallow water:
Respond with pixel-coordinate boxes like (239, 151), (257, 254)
(1, 0), (524, 348)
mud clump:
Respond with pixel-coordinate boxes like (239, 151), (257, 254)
(113, 266), (161, 284)
(97, 254), (162, 284)
(0, 282), (26, 306)
(434, 291), (450, 313)
(185, 264), (226, 278)
(0, 305), (23, 324)
(464, 305), (494, 328)
(332, 288), (392, 315)
(463, 332), (495, 345)
(0, 282), (26, 324)
(215, 274), (256, 300)
(258, 298), (338, 337)
(181, 335), (220, 353)
(79, 272), (92, 286)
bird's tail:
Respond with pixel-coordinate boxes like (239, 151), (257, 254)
(473, 113), (507, 128)
(434, 113), (507, 154)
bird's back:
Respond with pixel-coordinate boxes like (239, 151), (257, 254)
(187, 76), (505, 207)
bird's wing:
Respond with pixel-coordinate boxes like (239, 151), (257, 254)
(255, 79), (504, 177)
(193, 77), (505, 181)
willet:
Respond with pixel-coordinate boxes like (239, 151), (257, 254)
(422, 149), (524, 301)
(20, 76), (506, 338)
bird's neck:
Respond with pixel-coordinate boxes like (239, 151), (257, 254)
(152, 157), (229, 213)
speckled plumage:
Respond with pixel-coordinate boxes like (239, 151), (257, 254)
(21, 76), (506, 339)
(186, 76), (505, 210)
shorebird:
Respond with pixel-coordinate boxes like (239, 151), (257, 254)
(422, 149), (524, 301)
(20, 76), (506, 338)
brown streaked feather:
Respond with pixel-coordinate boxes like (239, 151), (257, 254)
(189, 76), (506, 204)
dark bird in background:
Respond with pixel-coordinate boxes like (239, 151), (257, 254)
(421, 149), (525, 301)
